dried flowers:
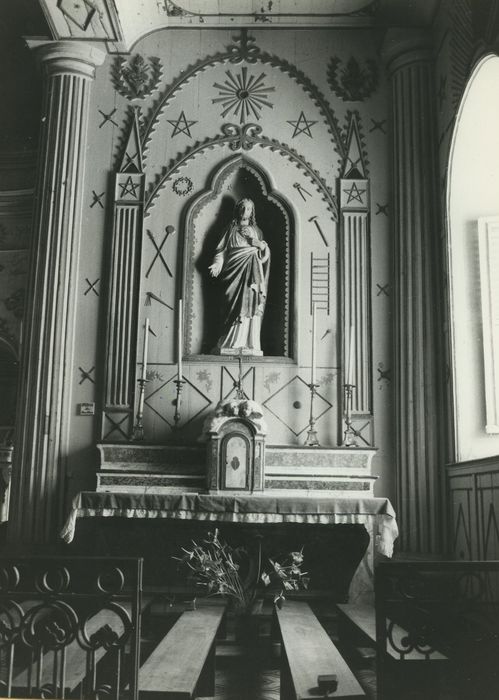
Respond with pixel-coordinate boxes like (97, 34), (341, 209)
(175, 529), (309, 611)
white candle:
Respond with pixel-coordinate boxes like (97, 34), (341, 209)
(311, 302), (317, 385)
(141, 318), (150, 381)
(346, 323), (355, 385)
(178, 299), (183, 379)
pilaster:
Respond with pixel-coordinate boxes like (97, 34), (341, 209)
(8, 40), (106, 544)
(384, 29), (444, 553)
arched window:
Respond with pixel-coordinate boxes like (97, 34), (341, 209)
(447, 54), (499, 460)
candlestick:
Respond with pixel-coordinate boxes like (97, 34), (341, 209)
(311, 302), (317, 385)
(177, 298), (183, 380)
(342, 382), (357, 447)
(141, 318), (150, 381)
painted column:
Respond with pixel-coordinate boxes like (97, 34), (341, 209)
(102, 111), (145, 442)
(339, 113), (372, 445)
(384, 30), (445, 553)
(8, 41), (106, 545)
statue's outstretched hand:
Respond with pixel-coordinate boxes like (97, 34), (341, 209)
(209, 258), (223, 277)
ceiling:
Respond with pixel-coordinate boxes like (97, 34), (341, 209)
(33, 0), (440, 52)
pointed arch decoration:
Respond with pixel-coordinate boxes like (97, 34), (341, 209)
(181, 154), (295, 359)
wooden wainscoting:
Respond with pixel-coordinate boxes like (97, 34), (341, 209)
(447, 455), (499, 560)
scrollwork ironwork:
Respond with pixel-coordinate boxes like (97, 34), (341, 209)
(0, 557), (141, 700)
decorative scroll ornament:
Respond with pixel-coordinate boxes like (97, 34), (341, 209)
(113, 54), (163, 100)
(221, 123), (262, 151)
(327, 56), (378, 102)
(227, 29), (260, 64)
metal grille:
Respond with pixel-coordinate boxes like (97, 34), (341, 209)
(375, 561), (499, 700)
(0, 556), (142, 699)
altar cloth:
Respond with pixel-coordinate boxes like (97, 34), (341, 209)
(61, 491), (398, 556)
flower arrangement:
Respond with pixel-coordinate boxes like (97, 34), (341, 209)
(261, 549), (310, 609)
(174, 529), (309, 611)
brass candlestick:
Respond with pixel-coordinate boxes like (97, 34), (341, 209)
(343, 383), (357, 447)
(131, 377), (149, 441)
(173, 377), (185, 427)
(304, 381), (320, 447)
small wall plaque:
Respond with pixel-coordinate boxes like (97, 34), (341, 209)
(78, 402), (95, 416)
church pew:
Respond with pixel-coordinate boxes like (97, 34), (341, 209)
(139, 602), (226, 699)
(276, 600), (365, 700)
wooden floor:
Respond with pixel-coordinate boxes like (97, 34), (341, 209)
(214, 665), (280, 700)
(211, 659), (376, 699)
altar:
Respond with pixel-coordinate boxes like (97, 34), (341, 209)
(61, 490), (398, 604)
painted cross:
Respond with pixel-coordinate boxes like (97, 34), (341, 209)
(84, 278), (100, 296)
(98, 108), (119, 129)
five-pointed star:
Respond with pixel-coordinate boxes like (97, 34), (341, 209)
(287, 111), (317, 138)
(167, 111), (197, 138)
(343, 182), (366, 204)
(119, 175), (140, 198)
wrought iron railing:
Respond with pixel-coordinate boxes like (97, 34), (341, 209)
(375, 561), (499, 699)
(0, 556), (142, 699)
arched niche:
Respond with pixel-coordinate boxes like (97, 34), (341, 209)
(181, 156), (294, 359)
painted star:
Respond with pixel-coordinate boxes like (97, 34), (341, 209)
(119, 176), (140, 198)
(343, 182), (366, 204)
(287, 111), (317, 138)
(167, 111), (197, 138)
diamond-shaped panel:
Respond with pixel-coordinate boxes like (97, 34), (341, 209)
(57, 0), (95, 30)
(263, 375), (332, 436)
(145, 374), (212, 428)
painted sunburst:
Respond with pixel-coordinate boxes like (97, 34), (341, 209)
(212, 67), (275, 123)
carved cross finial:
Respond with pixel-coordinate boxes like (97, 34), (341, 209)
(235, 348), (246, 400)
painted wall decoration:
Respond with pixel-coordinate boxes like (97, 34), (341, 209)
(112, 54), (163, 100)
(63, 25), (392, 497)
(327, 56), (378, 102)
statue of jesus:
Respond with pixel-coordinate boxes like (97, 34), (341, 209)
(208, 198), (270, 355)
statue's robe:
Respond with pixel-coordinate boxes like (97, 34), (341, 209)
(212, 222), (270, 354)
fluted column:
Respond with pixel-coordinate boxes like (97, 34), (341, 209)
(8, 40), (106, 545)
(384, 30), (444, 553)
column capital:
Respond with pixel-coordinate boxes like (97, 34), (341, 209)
(25, 39), (107, 79)
(382, 28), (433, 75)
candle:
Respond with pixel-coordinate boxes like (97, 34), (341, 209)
(311, 302), (317, 385)
(178, 299), (183, 379)
(346, 323), (355, 385)
(141, 318), (150, 381)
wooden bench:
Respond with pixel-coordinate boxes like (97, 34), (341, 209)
(139, 602), (226, 699)
(276, 600), (365, 700)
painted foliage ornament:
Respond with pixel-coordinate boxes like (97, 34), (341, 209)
(113, 54), (163, 100)
(172, 177), (193, 197)
(327, 56), (378, 102)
